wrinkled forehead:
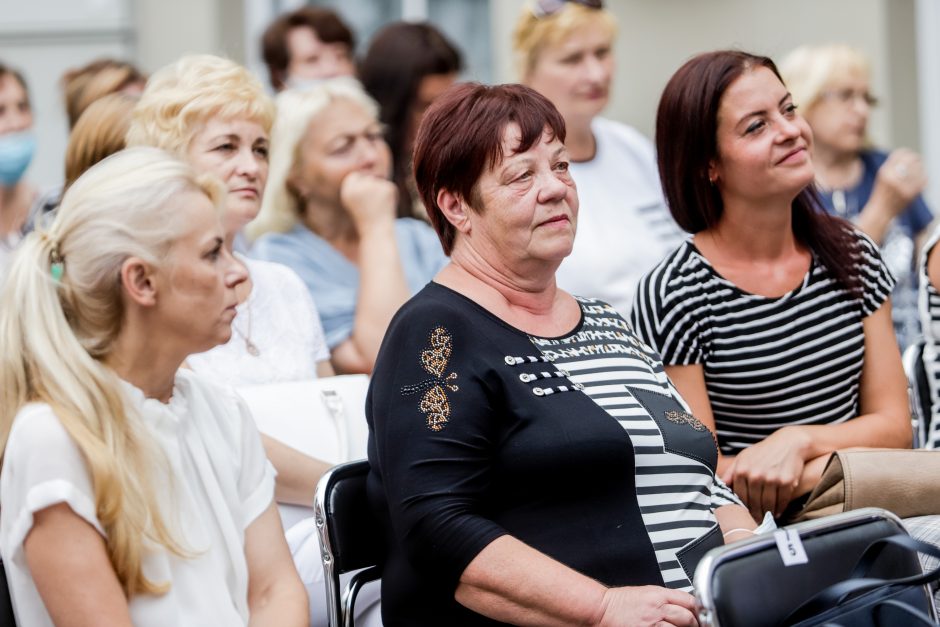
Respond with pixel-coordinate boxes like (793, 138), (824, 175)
(492, 122), (561, 167)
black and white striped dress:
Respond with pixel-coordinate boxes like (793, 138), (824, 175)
(631, 232), (894, 454)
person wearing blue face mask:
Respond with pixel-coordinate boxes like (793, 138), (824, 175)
(0, 63), (37, 279)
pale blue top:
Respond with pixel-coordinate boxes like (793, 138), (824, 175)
(250, 218), (448, 349)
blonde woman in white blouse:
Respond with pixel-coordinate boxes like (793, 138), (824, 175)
(0, 148), (307, 626)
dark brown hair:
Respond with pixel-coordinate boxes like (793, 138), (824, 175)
(656, 49), (858, 294)
(413, 82), (566, 254)
(359, 22), (462, 218)
(261, 7), (355, 91)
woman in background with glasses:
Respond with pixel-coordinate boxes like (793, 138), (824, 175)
(781, 44), (932, 349)
(513, 0), (682, 318)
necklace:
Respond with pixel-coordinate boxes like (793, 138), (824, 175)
(232, 301), (260, 356)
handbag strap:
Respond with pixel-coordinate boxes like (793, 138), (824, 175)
(783, 534), (940, 624)
(850, 533), (940, 580)
(873, 598), (937, 626)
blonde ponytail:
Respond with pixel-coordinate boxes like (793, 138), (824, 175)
(0, 147), (224, 596)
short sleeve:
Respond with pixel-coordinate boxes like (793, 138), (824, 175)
(0, 405), (104, 561)
(368, 309), (506, 587)
(630, 247), (706, 366)
(709, 475), (743, 509)
(233, 396), (277, 528)
(854, 230), (897, 317)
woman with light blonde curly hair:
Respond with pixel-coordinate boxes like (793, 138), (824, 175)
(0, 147), (307, 626)
(127, 54), (352, 627)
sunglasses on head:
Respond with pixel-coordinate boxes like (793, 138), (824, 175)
(533, 0), (603, 19)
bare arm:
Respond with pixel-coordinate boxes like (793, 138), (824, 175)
(24, 503), (133, 627)
(315, 360), (335, 378)
(245, 502), (308, 626)
(261, 434), (332, 507)
(455, 535), (698, 626)
(719, 302), (909, 518)
(331, 172), (411, 374)
(855, 149), (926, 245)
(714, 504), (759, 542)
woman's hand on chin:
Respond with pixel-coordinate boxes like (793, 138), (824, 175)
(593, 586), (699, 627)
(721, 426), (813, 521)
(340, 171), (398, 230)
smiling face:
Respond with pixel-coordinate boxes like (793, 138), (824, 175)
(290, 98), (392, 212)
(463, 124), (578, 273)
(186, 117), (270, 238)
(524, 19), (613, 126)
(710, 66), (815, 205)
(154, 190), (248, 354)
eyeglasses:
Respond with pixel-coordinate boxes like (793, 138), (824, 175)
(533, 0), (603, 19)
(820, 88), (879, 108)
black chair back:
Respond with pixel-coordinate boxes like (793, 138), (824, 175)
(314, 460), (384, 627)
(694, 508), (932, 627)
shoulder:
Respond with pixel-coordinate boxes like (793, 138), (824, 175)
(637, 240), (700, 290)
(251, 226), (321, 260)
(174, 369), (245, 422)
(859, 149), (889, 172)
(389, 283), (480, 332)
(394, 217), (441, 245)
(6, 403), (77, 457)
(242, 256), (309, 295)
(848, 227), (884, 262)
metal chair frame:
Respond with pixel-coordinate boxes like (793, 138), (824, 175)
(314, 460), (383, 627)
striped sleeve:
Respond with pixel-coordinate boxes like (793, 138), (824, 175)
(631, 244), (706, 366)
(854, 230), (896, 317)
(709, 475), (743, 508)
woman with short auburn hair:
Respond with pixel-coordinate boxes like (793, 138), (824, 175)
(0, 147), (307, 626)
(367, 81), (756, 626)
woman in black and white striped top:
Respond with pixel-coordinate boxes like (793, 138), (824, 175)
(918, 228), (940, 449)
(632, 50), (910, 522)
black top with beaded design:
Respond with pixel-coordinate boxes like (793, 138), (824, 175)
(366, 282), (741, 626)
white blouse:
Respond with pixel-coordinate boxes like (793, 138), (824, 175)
(187, 256), (330, 387)
(0, 369), (276, 627)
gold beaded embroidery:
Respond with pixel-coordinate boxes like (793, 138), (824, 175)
(401, 326), (459, 431)
(664, 409), (707, 432)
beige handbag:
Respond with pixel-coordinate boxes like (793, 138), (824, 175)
(793, 449), (940, 522)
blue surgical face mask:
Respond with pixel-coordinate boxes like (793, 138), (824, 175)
(0, 131), (36, 187)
